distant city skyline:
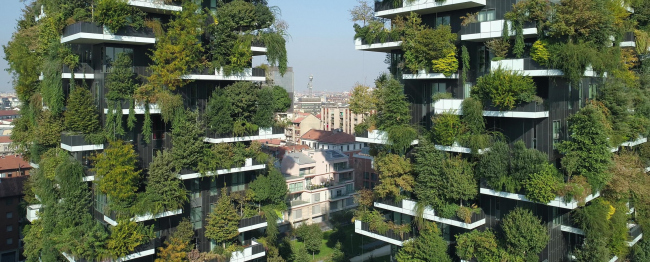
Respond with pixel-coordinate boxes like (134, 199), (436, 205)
(0, 1), (388, 93)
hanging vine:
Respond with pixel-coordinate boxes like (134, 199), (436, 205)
(461, 45), (470, 86)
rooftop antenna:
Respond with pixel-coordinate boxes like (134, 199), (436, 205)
(308, 75), (314, 98)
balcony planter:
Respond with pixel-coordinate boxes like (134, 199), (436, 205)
(374, 199), (486, 229)
(60, 132), (105, 152)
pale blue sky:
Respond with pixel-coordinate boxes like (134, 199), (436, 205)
(0, 0), (388, 93)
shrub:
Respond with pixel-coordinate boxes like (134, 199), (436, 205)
(431, 51), (459, 77)
(531, 40), (550, 66)
(432, 112), (464, 146)
(65, 87), (100, 134)
(524, 163), (561, 204)
(472, 67), (537, 110)
(94, 0), (144, 32)
(485, 39), (510, 60)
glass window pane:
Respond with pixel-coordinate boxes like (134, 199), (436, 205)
(487, 10), (496, 21)
(478, 11), (486, 22)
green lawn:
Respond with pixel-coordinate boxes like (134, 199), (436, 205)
(290, 223), (386, 262)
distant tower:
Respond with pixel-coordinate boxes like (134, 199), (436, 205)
(308, 75), (314, 97)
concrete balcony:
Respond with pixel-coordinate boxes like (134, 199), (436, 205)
(238, 215), (268, 233)
(61, 22), (156, 45)
(62, 63), (95, 79)
(374, 0), (486, 19)
(230, 240), (266, 262)
(251, 40), (268, 56)
(26, 204), (42, 222)
(204, 126), (285, 144)
(354, 220), (412, 247)
(177, 158), (266, 180)
(434, 143), (489, 154)
(375, 199), (486, 229)
(104, 209), (183, 226)
(480, 184), (600, 210)
(62, 240), (157, 262)
(491, 58), (601, 77)
(60, 133), (104, 152)
(402, 69), (459, 80)
(127, 0), (182, 14)
(355, 129), (418, 145)
(628, 223), (643, 247)
(183, 67), (265, 82)
(611, 136), (648, 152)
(434, 98), (549, 118)
(103, 101), (161, 115)
(354, 38), (402, 53)
(460, 20), (538, 41)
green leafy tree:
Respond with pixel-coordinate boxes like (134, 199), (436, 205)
(501, 208), (549, 260)
(349, 0), (374, 26)
(559, 103), (613, 191)
(295, 224), (322, 259)
(511, 140), (548, 184)
(396, 222), (451, 262)
(272, 85), (292, 112)
(94, 0), (144, 32)
(205, 188), (240, 248)
(226, 81), (259, 121)
(397, 13), (457, 76)
(472, 67), (537, 110)
(374, 153), (413, 200)
(432, 112), (464, 146)
(476, 141), (510, 190)
(250, 167), (289, 206)
(374, 74), (411, 130)
(106, 52), (136, 101)
(92, 140), (141, 215)
(171, 109), (205, 171)
(206, 88), (235, 135)
(65, 87), (100, 134)
(156, 218), (194, 262)
(329, 242), (345, 262)
(525, 163), (562, 204)
(455, 230), (500, 262)
(142, 150), (188, 215)
(575, 236), (610, 262)
(253, 87), (275, 127)
(36, 110), (64, 147)
(291, 244), (310, 262)
(632, 239), (650, 262)
(349, 83), (377, 115)
(107, 220), (154, 259)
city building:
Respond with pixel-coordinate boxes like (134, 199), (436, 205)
(286, 113), (321, 145)
(15, 1), (289, 261)
(0, 155), (32, 262)
(0, 137), (15, 155)
(320, 105), (366, 135)
(293, 97), (323, 115)
(353, 1), (645, 261)
(300, 129), (365, 159)
(281, 149), (356, 226)
(352, 147), (378, 190)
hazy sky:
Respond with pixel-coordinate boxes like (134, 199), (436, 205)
(0, 0), (388, 93)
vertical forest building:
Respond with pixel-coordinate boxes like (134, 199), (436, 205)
(352, 0), (650, 261)
(7, 0), (290, 261)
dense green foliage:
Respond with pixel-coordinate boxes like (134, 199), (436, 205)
(93, 140), (141, 216)
(472, 67), (537, 110)
(374, 153), (413, 201)
(140, 150), (188, 216)
(294, 224), (323, 258)
(501, 208), (550, 260)
(396, 222), (451, 262)
(94, 0), (145, 32)
(64, 87), (100, 134)
(205, 188), (240, 247)
(171, 109), (205, 171)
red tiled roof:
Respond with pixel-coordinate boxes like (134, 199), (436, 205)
(293, 117), (306, 123)
(315, 114), (321, 119)
(0, 136), (11, 143)
(257, 139), (282, 145)
(0, 110), (18, 117)
(0, 155), (31, 171)
(301, 129), (356, 144)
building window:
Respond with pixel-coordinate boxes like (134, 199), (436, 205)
(5, 199), (12, 205)
(363, 172), (369, 179)
(553, 120), (561, 149)
(589, 84), (597, 100)
(568, 83), (573, 110)
(478, 46), (487, 73)
(6, 225), (12, 232)
(191, 179), (201, 199)
(464, 83), (472, 99)
(364, 181), (370, 188)
(6, 212), (12, 219)
(330, 201), (339, 211)
(294, 209), (302, 220)
(6, 238), (13, 245)
(436, 15), (450, 27)
(191, 207), (202, 230)
(346, 197), (354, 207)
(312, 193), (320, 203)
(345, 184), (354, 194)
(312, 205), (320, 215)
(431, 82), (447, 97)
(231, 172), (245, 192)
(478, 9), (496, 22)
(209, 179), (218, 196)
(579, 82), (584, 108)
(289, 182), (304, 193)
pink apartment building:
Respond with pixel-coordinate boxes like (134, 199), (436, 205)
(280, 149), (356, 226)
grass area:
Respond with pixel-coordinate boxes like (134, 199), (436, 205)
(289, 223), (387, 262)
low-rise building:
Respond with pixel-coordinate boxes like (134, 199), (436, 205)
(286, 114), (321, 145)
(281, 149), (356, 226)
(320, 105), (366, 135)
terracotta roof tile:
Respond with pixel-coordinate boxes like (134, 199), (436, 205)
(301, 129), (356, 144)
(0, 155), (31, 171)
(292, 117), (306, 123)
(0, 136), (11, 143)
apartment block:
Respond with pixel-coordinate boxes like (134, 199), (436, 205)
(0, 156), (32, 262)
(281, 150), (356, 226)
(320, 105), (366, 135)
(286, 113), (322, 145)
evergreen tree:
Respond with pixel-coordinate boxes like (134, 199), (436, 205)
(374, 153), (413, 200)
(226, 81), (259, 121)
(205, 88), (234, 135)
(64, 86), (100, 134)
(106, 52), (135, 101)
(143, 150), (188, 215)
(205, 188), (240, 248)
(291, 244), (310, 262)
(374, 74), (411, 130)
(107, 219), (153, 259)
(455, 230), (500, 262)
(501, 208), (549, 260)
(92, 140), (141, 215)
(329, 242), (346, 262)
(171, 109), (205, 171)
(253, 87), (275, 127)
(396, 222), (451, 262)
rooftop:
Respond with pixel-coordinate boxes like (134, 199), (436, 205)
(0, 136), (11, 143)
(321, 149), (348, 161)
(285, 152), (317, 165)
(301, 129), (356, 144)
(0, 155), (31, 171)
(0, 110), (18, 117)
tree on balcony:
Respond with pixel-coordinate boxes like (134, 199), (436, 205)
(105, 52), (137, 138)
(272, 85), (292, 112)
(140, 150), (188, 216)
(501, 208), (549, 261)
(206, 188), (240, 248)
(375, 153), (413, 201)
(295, 224), (322, 260)
(396, 222), (451, 262)
(171, 109), (205, 171)
(471, 67), (537, 111)
(156, 219), (194, 262)
(92, 140), (141, 216)
(94, 0), (145, 33)
(65, 86), (100, 134)
(107, 219), (154, 259)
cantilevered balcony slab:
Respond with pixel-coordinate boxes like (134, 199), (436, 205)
(460, 20), (538, 41)
(480, 187), (600, 209)
(204, 127), (285, 144)
(26, 204), (42, 222)
(434, 99), (549, 118)
(251, 41), (268, 56)
(402, 70), (459, 80)
(61, 133), (104, 152)
(492, 58), (602, 77)
(434, 143), (488, 154)
(230, 240), (266, 262)
(239, 215), (268, 233)
(104, 102), (161, 115)
(354, 38), (402, 52)
(611, 136), (647, 152)
(355, 129), (418, 145)
(127, 0), (182, 14)
(375, 0), (486, 19)
(61, 22), (156, 45)
(183, 68), (265, 82)
(355, 220), (409, 246)
(103, 209), (183, 226)
(375, 199), (486, 229)
(177, 158), (266, 180)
